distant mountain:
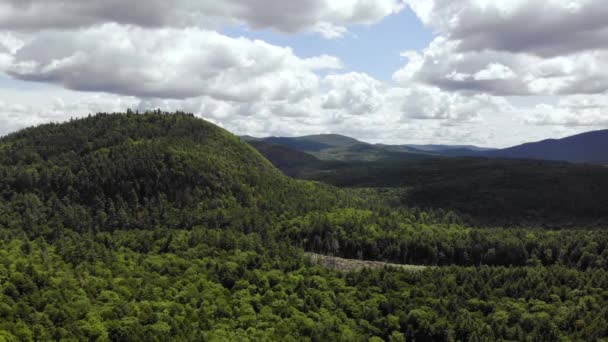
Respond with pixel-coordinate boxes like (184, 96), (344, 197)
(296, 134), (362, 147)
(400, 130), (608, 163)
(244, 134), (434, 162)
(406, 144), (496, 153)
(479, 130), (608, 163)
(241, 134), (359, 152)
(314, 143), (434, 162)
(246, 129), (608, 163)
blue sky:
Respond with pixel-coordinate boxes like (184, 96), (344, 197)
(223, 9), (434, 82)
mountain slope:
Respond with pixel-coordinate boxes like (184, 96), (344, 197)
(483, 129), (608, 162)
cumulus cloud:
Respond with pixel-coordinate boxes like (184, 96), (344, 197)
(394, 38), (526, 95)
(0, 0), (404, 38)
(5, 24), (342, 101)
(393, 35), (608, 96)
(397, 0), (608, 97)
(473, 63), (516, 81)
(388, 85), (508, 122)
(525, 95), (608, 127)
(0, 32), (23, 70)
(405, 0), (608, 57)
(322, 72), (385, 115)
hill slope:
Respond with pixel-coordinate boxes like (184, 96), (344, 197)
(0, 112), (338, 235)
(246, 140), (323, 176)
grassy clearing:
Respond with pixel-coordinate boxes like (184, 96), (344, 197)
(306, 252), (428, 273)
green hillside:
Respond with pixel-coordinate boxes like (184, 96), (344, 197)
(0, 112), (340, 236)
(1, 112), (608, 341)
(246, 141), (323, 177)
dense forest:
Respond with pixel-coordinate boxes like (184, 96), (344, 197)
(249, 145), (608, 225)
(1, 112), (608, 341)
(341, 158), (608, 225)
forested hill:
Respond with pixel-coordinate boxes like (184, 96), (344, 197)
(0, 111), (339, 235)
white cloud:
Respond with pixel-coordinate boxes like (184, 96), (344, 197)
(389, 85), (508, 122)
(525, 95), (608, 127)
(397, 0), (608, 98)
(0, 90), (139, 136)
(0, 0), (404, 38)
(313, 22), (349, 39)
(0, 32), (23, 70)
(393, 36), (608, 96)
(473, 63), (516, 81)
(405, 0), (608, 57)
(5, 24), (342, 101)
(0, 32), (24, 54)
(322, 72), (385, 115)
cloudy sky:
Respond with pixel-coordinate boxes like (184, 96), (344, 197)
(1, 0), (607, 147)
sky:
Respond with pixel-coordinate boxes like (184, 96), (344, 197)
(1, 1), (608, 148)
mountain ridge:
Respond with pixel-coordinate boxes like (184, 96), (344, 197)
(244, 128), (608, 163)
